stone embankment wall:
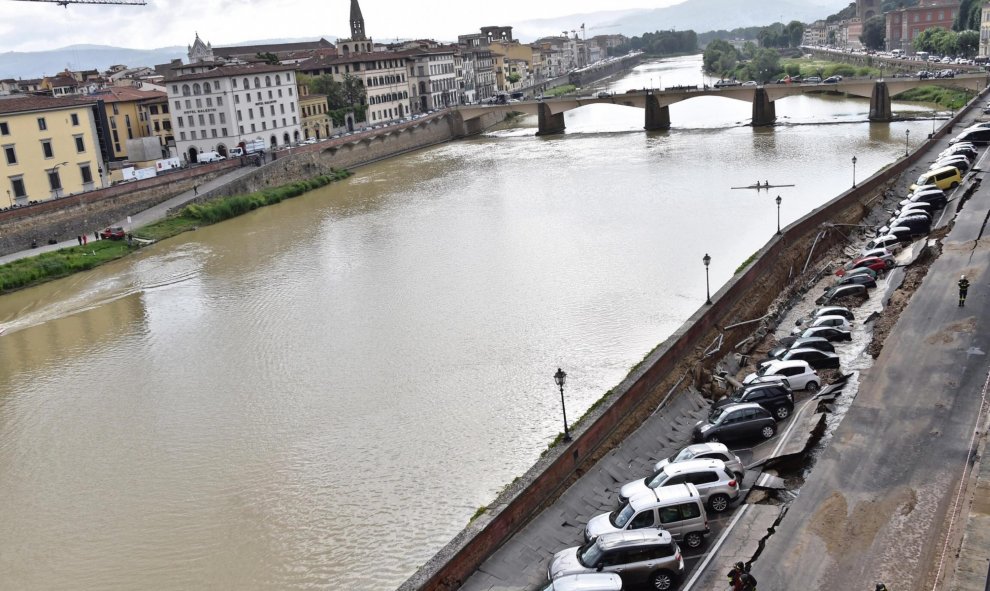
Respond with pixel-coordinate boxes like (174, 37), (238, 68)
(803, 48), (983, 76)
(0, 161), (236, 255)
(397, 89), (989, 591)
(0, 110), (505, 256)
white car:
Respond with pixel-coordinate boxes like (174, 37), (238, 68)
(860, 247), (897, 265)
(863, 234), (903, 254)
(653, 442), (745, 478)
(743, 360), (821, 391)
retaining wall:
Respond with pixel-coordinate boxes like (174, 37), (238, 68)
(398, 88), (988, 591)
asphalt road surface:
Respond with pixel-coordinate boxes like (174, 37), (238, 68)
(750, 158), (990, 589)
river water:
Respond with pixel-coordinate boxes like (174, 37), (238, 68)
(0, 55), (939, 589)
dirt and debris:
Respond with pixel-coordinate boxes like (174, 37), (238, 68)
(867, 240), (943, 358)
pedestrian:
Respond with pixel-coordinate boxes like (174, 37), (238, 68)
(94, 231), (100, 241)
(82, 234), (87, 245)
(876, 584), (889, 591)
(77, 235), (82, 245)
(740, 570), (757, 590)
(727, 562), (747, 591)
(194, 184), (198, 195)
(958, 274), (970, 306)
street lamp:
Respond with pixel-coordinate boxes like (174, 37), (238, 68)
(553, 368), (571, 443)
(905, 129), (910, 156)
(932, 108), (937, 136)
(775, 195), (782, 235)
(5, 190), (12, 209)
(49, 161), (68, 198)
(703, 253), (712, 305)
(851, 155), (857, 187)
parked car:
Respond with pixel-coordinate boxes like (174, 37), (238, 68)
(800, 326), (853, 342)
(805, 76), (822, 84)
(761, 347), (840, 370)
(743, 360), (821, 391)
(838, 256), (892, 276)
(549, 529), (684, 590)
(841, 266), (879, 280)
(877, 215), (931, 237)
(939, 144), (978, 160)
(792, 314), (852, 334)
(617, 459), (740, 513)
(540, 574), (623, 591)
(930, 156), (971, 173)
(768, 337), (835, 359)
(99, 226), (126, 240)
(823, 76), (840, 83)
(817, 283), (868, 305)
(692, 402), (777, 443)
(892, 202), (936, 219)
(713, 380), (795, 420)
(950, 127), (990, 145)
(585, 484), (710, 550)
(813, 306), (854, 321)
(653, 442), (745, 480)
(835, 273), (877, 289)
(864, 235), (903, 254)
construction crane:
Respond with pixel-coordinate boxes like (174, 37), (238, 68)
(9, 0), (146, 6)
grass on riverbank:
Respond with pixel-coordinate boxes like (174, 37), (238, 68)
(0, 240), (135, 293)
(892, 86), (975, 110)
(544, 84), (577, 97)
(1, 168), (352, 294)
(133, 169), (351, 242)
(780, 58), (878, 80)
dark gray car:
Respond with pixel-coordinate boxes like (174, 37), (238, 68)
(693, 402), (777, 443)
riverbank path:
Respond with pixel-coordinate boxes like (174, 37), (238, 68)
(0, 164), (260, 267)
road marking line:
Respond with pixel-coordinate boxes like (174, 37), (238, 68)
(681, 504), (751, 591)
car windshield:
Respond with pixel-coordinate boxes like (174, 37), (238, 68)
(645, 470), (671, 488)
(916, 174), (930, 185)
(755, 364), (772, 377)
(708, 407), (727, 424)
(578, 539), (605, 568)
(671, 447), (698, 463)
(610, 502), (637, 528)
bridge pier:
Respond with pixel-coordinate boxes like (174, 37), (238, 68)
(751, 88), (776, 127)
(536, 103), (566, 136)
(644, 94), (671, 130)
(869, 81), (892, 122)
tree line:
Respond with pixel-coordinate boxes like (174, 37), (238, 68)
(611, 30), (698, 57)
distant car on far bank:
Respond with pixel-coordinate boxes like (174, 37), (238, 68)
(99, 226), (125, 240)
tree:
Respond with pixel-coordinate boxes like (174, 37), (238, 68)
(747, 48), (781, 83)
(256, 52), (280, 65)
(703, 39), (739, 76)
(958, 30), (980, 57)
(827, 30), (838, 46)
(954, 0), (983, 31)
(742, 41), (758, 59)
(785, 21), (805, 48)
(860, 15), (887, 50)
(308, 73), (366, 111)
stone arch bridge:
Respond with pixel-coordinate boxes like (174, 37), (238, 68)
(456, 74), (989, 135)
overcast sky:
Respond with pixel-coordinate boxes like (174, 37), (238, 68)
(0, 0), (684, 52)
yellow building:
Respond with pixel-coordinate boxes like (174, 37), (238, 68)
(96, 87), (169, 161)
(141, 93), (174, 153)
(298, 83), (331, 140)
(0, 95), (107, 206)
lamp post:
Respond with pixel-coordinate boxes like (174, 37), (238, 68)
(932, 108), (937, 136)
(851, 155), (857, 187)
(703, 253), (712, 305)
(49, 161), (68, 198)
(5, 190), (12, 209)
(775, 195), (782, 235)
(553, 368), (571, 442)
(905, 129), (910, 156)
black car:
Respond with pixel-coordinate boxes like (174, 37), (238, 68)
(770, 347), (841, 370)
(800, 326), (853, 342)
(693, 403), (777, 443)
(767, 337), (835, 361)
(712, 382), (795, 420)
(951, 128), (990, 145)
(817, 284), (868, 305)
(835, 273), (877, 289)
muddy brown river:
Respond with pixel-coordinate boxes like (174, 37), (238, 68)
(0, 55), (941, 589)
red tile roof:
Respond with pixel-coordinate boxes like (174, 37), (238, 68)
(0, 95), (97, 115)
(169, 63), (298, 81)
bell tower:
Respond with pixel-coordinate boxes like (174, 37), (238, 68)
(350, 0), (366, 41)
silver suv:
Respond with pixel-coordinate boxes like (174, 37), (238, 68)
(617, 459), (740, 513)
(548, 528), (685, 590)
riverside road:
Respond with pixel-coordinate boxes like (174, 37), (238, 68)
(459, 97), (990, 590)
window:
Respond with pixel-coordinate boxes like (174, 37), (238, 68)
(172, 85), (178, 93)
(182, 84), (190, 96)
(232, 78), (238, 89)
(185, 99), (192, 109)
(219, 113), (226, 124)
(3, 145), (16, 165)
(270, 105), (275, 116)
(211, 129), (217, 138)
(180, 131), (186, 140)
(237, 111), (242, 122)
(688, 472), (719, 485)
(254, 77), (261, 88)
(208, 114), (215, 125)
(239, 125), (244, 134)
(628, 510), (655, 529)
(0, 122), (7, 135)
(41, 140), (53, 159)
(248, 108), (253, 119)
(251, 123), (256, 132)
(175, 100), (181, 110)
(10, 176), (25, 199)
(206, 97), (213, 107)
(198, 114), (205, 126)
(190, 130), (196, 140)
(278, 89), (283, 98)
(196, 98), (202, 108)
(235, 95), (240, 104)
(257, 92), (262, 101)
(288, 87), (293, 96)
(217, 96), (223, 106)
(177, 116), (184, 128)
(80, 164), (93, 184)
(275, 74), (281, 85)
(193, 83), (201, 95)
(71, 113), (80, 125)
(265, 75), (271, 87)
(280, 104), (285, 114)
(48, 169), (62, 191)
(268, 90), (273, 99)
(222, 127), (227, 136)
(37, 117), (47, 130)
(262, 121), (267, 130)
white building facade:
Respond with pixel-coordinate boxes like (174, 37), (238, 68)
(166, 63), (302, 163)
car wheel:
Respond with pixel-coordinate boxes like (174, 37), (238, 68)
(683, 531), (704, 549)
(761, 424), (777, 439)
(709, 493), (731, 513)
(951, 181), (959, 189)
(651, 570), (675, 590)
(884, 259), (895, 269)
(806, 381), (820, 392)
(774, 405), (791, 420)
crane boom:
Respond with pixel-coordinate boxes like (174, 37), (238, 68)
(9, 0), (147, 6)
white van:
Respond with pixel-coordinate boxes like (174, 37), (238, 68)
(584, 483), (710, 549)
(197, 151), (225, 163)
(228, 147), (244, 157)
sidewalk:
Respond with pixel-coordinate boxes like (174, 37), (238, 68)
(0, 164), (258, 266)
